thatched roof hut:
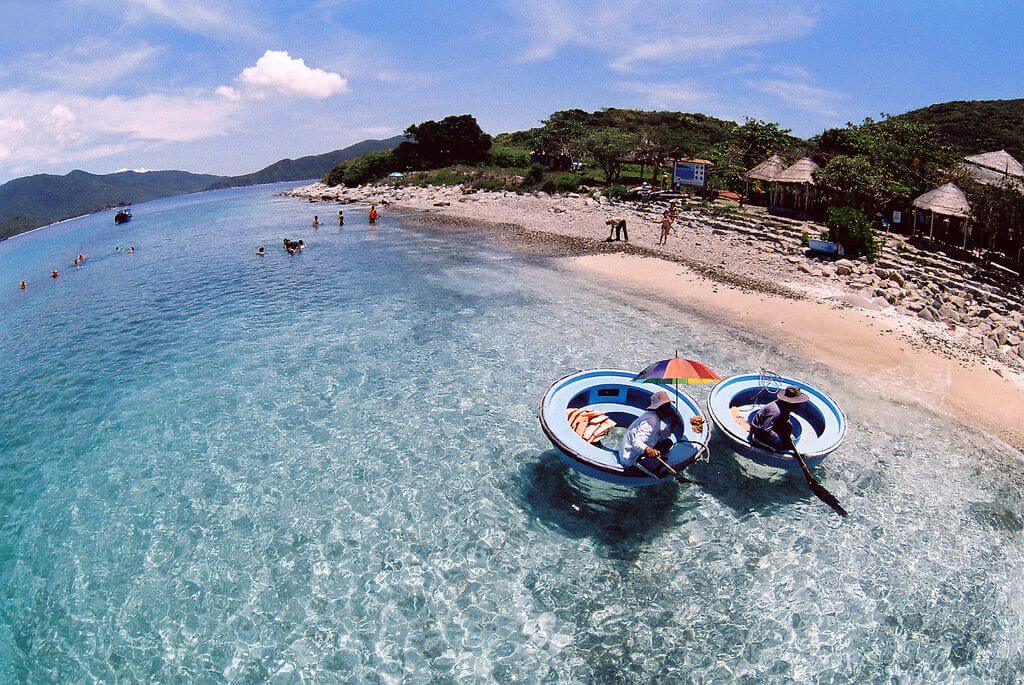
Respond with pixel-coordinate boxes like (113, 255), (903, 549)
(912, 183), (971, 218)
(964, 150), (1024, 177)
(961, 150), (1024, 188)
(745, 155), (787, 182)
(774, 158), (819, 185)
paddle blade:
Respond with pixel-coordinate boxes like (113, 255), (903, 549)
(807, 478), (849, 517)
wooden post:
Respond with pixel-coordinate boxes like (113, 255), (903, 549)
(929, 212), (935, 240)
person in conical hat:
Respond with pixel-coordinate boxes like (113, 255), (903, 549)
(617, 390), (681, 477)
(748, 385), (809, 453)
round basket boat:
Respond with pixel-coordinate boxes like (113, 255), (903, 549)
(538, 369), (711, 486)
(706, 372), (846, 469)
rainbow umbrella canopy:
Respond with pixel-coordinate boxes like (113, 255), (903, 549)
(635, 353), (722, 406)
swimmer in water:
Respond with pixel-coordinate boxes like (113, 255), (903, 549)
(51, 269), (59, 279)
(128, 246), (135, 253)
(19, 281), (27, 290)
(257, 244), (265, 255)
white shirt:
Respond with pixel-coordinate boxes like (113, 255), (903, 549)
(618, 411), (673, 467)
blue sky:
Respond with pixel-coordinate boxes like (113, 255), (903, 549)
(0, 1), (1021, 182)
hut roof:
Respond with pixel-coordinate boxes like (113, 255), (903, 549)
(773, 158), (819, 184)
(964, 150), (1024, 177)
(745, 154), (787, 181)
(912, 183), (971, 218)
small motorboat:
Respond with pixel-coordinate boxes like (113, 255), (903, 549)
(539, 369), (710, 486)
(706, 371), (846, 469)
(114, 209), (132, 225)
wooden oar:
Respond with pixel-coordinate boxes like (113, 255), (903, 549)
(652, 454), (704, 486)
(789, 440), (847, 517)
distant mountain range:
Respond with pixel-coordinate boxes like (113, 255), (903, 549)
(0, 135), (404, 239)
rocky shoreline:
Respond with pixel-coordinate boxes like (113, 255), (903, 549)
(286, 181), (1024, 377)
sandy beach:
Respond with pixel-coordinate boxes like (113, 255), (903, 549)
(290, 181), (1024, 451)
(568, 252), (1024, 451)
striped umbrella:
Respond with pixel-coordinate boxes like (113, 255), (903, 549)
(635, 352), (722, 408)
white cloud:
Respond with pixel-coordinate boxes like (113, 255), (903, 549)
(510, 0), (817, 72)
(27, 41), (163, 89)
(0, 89), (239, 171)
(229, 50), (349, 99)
(618, 80), (715, 110)
(0, 117), (28, 162)
(215, 85), (242, 101)
(44, 105), (80, 145)
(748, 78), (847, 117)
(118, 0), (256, 38)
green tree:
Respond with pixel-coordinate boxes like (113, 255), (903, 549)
(735, 118), (794, 169)
(395, 114), (492, 169)
(583, 129), (634, 184)
(813, 116), (956, 213)
(826, 206), (877, 260)
(537, 110), (588, 161)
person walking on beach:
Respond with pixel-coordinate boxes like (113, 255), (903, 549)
(618, 390), (681, 478)
(338, 209), (344, 226)
(748, 386), (808, 453)
(658, 211), (673, 245)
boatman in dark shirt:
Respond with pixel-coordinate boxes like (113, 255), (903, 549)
(748, 385), (809, 452)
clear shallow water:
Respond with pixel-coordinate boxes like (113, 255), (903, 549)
(1, 185), (1023, 682)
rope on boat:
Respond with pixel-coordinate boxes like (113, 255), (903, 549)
(753, 367), (784, 404)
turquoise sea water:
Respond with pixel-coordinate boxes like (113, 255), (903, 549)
(1, 185), (1023, 682)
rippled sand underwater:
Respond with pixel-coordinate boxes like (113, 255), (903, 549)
(0, 185), (1022, 682)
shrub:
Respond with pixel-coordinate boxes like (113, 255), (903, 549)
(541, 180), (557, 194)
(489, 145), (531, 169)
(604, 184), (629, 200)
(552, 173), (580, 193)
(523, 163), (545, 186)
(826, 206), (877, 260)
(800, 231), (810, 247)
(322, 150), (396, 187)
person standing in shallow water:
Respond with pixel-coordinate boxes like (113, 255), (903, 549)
(338, 209), (344, 226)
(312, 215), (319, 229)
(368, 205), (380, 224)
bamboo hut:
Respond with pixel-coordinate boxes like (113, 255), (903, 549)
(912, 182), (972, 246)
(744, 155), (787, 204)
(772, 158), (819, 211)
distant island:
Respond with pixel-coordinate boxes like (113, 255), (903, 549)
(0, 136), (404, 239)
